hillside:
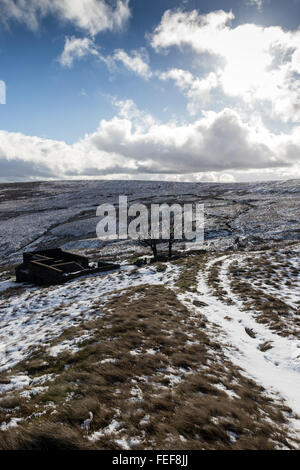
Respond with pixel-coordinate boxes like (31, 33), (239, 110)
(0, 179), (299, 450)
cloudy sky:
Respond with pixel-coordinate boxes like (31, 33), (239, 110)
(0, 0), (300, 183)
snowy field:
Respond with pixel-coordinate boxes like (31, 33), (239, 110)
(0, 179), (299, 450)
(180, 247), (300, 426)
(0, 179), (299, 265)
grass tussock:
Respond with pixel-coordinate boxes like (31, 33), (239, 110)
(227, 251), (300, 337)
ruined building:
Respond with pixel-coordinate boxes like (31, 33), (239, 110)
(15, 248), (119, 286)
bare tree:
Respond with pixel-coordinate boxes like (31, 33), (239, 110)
(127, 204), (160, 262)
(162, 209), (181, 259)
(137, 208), (179, 261)
(167, 230), (176, 259)
(138, 236), (159, 262)
(127, 202), (183, 262)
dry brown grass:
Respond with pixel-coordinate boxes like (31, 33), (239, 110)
(174, 254), (202, 292)
(0, 280), (297, 450)
(206, 259), (229, 302)
(0, 421), (96, 450)
(227, 251), (300, 337)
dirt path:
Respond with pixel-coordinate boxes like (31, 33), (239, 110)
(179, 254), (300, 432)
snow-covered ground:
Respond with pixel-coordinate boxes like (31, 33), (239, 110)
(0, 179), (299, 448)
(179, 250), (300, 431)
(0, 264), (180, 372)
(1, 242), (299, 439)
(0, 179), (299, 265)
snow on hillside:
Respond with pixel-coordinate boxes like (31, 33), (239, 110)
(0, 264), (180, 372)
(180, 248), (300, 428)
(0, 179), (299, 449)
(0, 179), (299, 265)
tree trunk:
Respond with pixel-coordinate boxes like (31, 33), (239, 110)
(168, 240), (172, 259)
(152, 240), (158, 261)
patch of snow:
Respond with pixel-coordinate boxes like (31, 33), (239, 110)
(0, 280), (18, 293)
(88, 419), (123, 442)
(30, 374), (54, 386)
(0, 374), (30, 394)
(227, 430), (238, 443)
(139, 415), (150, 426)
(0, 261), (179, 371)
(20, 386), (48, 398)
(129, 349), (142, 356)
(100, 358), (118, 364)
(145, 348), (157, 355)
(114, 436), (142, 450)
(0, 417), (23, 431)
(179, 255), (300, 430)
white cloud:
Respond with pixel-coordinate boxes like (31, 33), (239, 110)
(0, 100), (299, 181)
(58, 36), (99, 68)
(112, 49), (152, 79)
(111, 99), (156, 129)
(151, 9), (300, 121)
(248, 0), (264, 10)
(0, 81), (6, 104)
(151, 9), (234, 53)
(58, 40), (152, 78)
(0, 0), (131, 35)
(160, 68), (218, 114)
(87, 105), (293, 173)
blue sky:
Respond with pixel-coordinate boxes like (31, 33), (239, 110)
(0, 0), (300, 182)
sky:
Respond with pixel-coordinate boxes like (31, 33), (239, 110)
(0, 0), (300, 183)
